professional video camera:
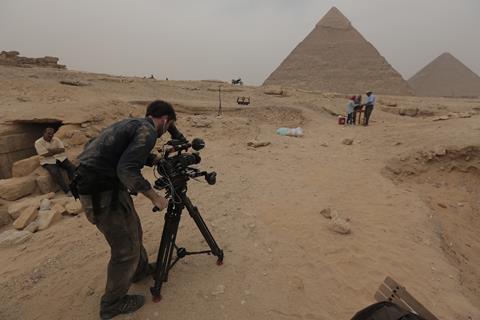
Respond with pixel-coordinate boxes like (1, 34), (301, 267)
(150, 138), (224, 302)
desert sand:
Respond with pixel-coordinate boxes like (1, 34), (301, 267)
(1, 63), (480, 320)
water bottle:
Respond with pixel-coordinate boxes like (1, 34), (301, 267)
(276, 127), (304, 137)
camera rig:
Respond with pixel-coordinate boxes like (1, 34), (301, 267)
(150, 138), (224, 302)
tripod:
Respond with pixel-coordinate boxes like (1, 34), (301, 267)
(150, 180), (224, 302)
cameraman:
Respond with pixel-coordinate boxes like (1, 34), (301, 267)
(75, 100), (186, 319)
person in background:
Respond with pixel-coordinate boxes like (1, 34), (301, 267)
(34, 127), (76, 195)
(353, 95), (362, 124)
(346, 96), (356, 125)
(363, 91), (376, 126)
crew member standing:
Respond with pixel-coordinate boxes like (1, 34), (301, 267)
(364, 91), (376, 126)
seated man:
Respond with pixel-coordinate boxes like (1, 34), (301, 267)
(34, 127), (76, 195)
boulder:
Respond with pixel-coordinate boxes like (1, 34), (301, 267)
(13, 206), (38, 230)
(39, 198), (52, 211)
(0, 205), (12, 227)
(37, 209), (63, 231)
(12, 155), (40, 177)
(0, 230), (32, 248)
(52, 203), (67, 215)
(263, 86), (284, 96)
(7, 192), (55, 220)
(399, 107), (419, 117)
(36, 174), (60, 194)
(55, 124), (80, 139)
(51, 197), (72, 207)
(69, 130), (89, 146)
(247, 140), (271, 148)
(342, 138), (354, 146)
(0, 176), (36, 201)
(65, 200), (83, 215)
(329, 216), (351, 235)
(25, 221), (39, 233)
(191, 117), (212, 128)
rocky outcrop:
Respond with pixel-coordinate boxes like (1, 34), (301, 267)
(0, 51), (66, 69)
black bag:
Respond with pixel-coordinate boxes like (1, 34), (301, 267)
(351, 301), (426, 320)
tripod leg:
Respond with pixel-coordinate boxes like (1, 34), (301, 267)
(150, 202), (182, 302)
(182, 195), (224, 264)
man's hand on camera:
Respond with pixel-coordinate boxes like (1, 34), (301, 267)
(142, 188), (168, 211)
(152, 195), (168, 211)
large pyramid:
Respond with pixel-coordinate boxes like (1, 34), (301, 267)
(264, 7), (412, 95)
(408, 52), (480, 98)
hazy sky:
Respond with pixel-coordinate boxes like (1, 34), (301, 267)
(1, 0), (479, 85)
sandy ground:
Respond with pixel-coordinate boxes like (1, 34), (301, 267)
(1, 65), (480, 320)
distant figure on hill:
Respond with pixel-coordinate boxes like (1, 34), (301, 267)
(346, 96), (356, 125)
(34, 127), (76, 195)
(363, 91), (376, 126)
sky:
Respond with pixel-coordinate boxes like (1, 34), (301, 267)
(1, 0), (479, 85)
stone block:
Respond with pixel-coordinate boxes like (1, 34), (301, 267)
(36, 174), (60, 194)
(0, 176), (36, 201)
(13, 206), (38, 230)
(25, 221), (39, 233)
(7, 192), (55, 220)
(0, 205), (12, 227)
(37, 209), (63, 231)
(65, 200), (83, 215)
(12, 155), (40, 177)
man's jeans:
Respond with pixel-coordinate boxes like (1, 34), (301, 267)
(42, 159), (76, 193)
(80, 188), (150, 308)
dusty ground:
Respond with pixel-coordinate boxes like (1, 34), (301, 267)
(1, 65), (480, 320)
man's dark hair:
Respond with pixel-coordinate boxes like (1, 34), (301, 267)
(146, 100), (176, 121)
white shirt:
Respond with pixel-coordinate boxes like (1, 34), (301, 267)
(34, 137), (67, 165)
(366, 94), (376, 106)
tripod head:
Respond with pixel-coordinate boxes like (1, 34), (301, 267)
(154, 138), (216, 197)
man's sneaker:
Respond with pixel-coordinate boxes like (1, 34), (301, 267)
(100, 295), (145, 319)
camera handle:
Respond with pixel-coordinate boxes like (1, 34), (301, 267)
(150, 192), (224, 302)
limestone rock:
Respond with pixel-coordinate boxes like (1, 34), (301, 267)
(56, 124), (81, 139)
(247, 141), (271, 148)
(37, 209), (63, 231)
(320, 208), (334, 219)
(12, 155), (40, 177)
(0, 230), (32, 248)
(0, 176), (36, 201)
(65, 200), (83, 215)
(191, 117), (212, 128)
(0, 205), (12, 227)
(25, 221), (40, 233)
(51, 197), (71, 207)
(69, 130), (89, 146)
(329, 216), (351, 235)
(342, 138), (354, 145)
(13, 206), (38, 230)
(52, 204), (67, 215)
(399, 107), (419, 117)
(40, 199), (52, 211)
(432, 115), (450, 121)
(7, 192), (55, 220)
(263, 86), (284, 96)
(36, 174), (60, 194)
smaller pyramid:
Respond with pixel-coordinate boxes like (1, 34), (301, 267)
(408, 53), (480, 98)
